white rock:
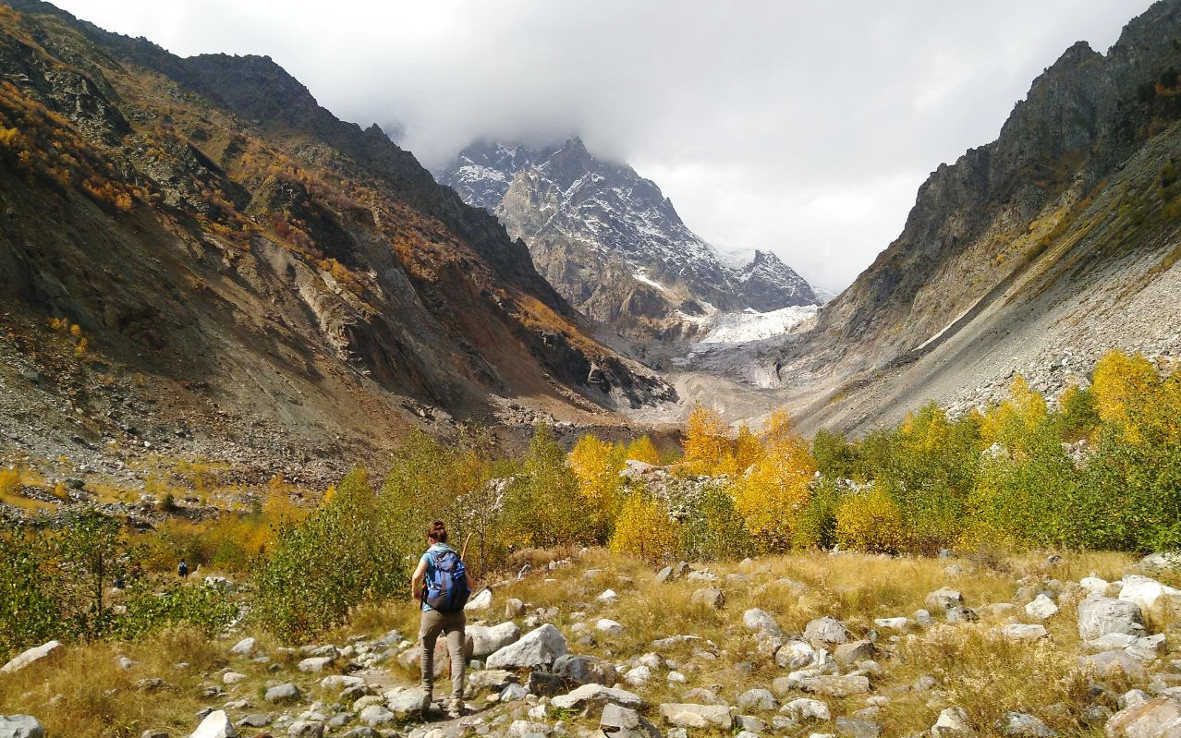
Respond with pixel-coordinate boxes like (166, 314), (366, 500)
(736, 688), (776, 712)
(872, 618), (909, 631)
(1077, 595), (1146, 640)
(466, 588), (493, 612)
(1024, 594), (1059, 620)
(1000, 624), (1047, 641)
(597, 619), (624, 636)
(0, 715), (45, 738)
(658, 703), (733, 729)
(188, 710), (237, 738)
(597, 589), (619, 605)
(624, 665), (651, 686)
(803, 617), (850, 647)
(1120, 575), (1181, 620)
(222, 671), (247, 685)
(359, 704), (396, 726)
(550, 683), (643, 711)
(1079, 577), (1109, 595)
(320, 675), (366, 692)
(486, 624), (568, 669)
(1083, 633), (1138, 652)
(637, 652), (663, 670)
(1, 640), (62, 674)
(508, 720), (551, 737)
(743, 609), (783, 636)
(932, 706), (975, 737)
(1105, 695), (1181, 737)
(468, 622), (522, 659)
(781, 697), (831, 722)
(298, 656), (333, 673)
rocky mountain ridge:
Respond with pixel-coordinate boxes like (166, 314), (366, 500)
(759, 0), (1181, 433)
(0, 0), (673, 488)
(437, 138), (818, 340)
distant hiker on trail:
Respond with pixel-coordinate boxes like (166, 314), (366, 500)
(411, 520), (473, 719)
(178, 559), (188, 578)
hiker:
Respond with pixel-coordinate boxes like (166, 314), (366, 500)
(178, 559), (188, 578)
(411, 520), (473, 718)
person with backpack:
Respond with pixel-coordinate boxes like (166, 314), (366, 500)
(410, 520), (473, 718)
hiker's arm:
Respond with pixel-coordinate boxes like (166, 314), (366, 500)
(411, 557), (427, 600)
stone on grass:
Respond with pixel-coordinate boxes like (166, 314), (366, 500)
(736, 689), (776, 712)
(1083, 633), (1138, 652)
(238, 715), (271, 728)
(465, 588), (493, 611)
(1077, 596), (1146, 640)
(383, 687), (429, 715)
(1079, 577), (1109, 596)
(320, 675), (366, 692)
(945, 606), (979, 623)
(467, 622), (522, 659)
(925, 588), (964, 612)
(655, 566), (675, 584)
(658, 704), (733, 729)
(188, 710), (237, 738)
(743, 609), (783, 636)
(286, 721), (323, 738)
(597, 619), (624, 636)
(835, 717), (881, 738)
(499, 683), (529, 702)
(358, 705), (395, 727)
(229, 638), (256, 657)
(505, 598), (526, 619)
(264, 684), (301, 704)
(873, 618), (909, 631)
(799, 675), (871, 698)
(691, 587), (725, 609)
(804, 617), (850, 647)
(1105, 695), (1181, 737)
(486, 624), (567, 668)
(550, 684), (643, 713)
(600, 703), (659, 738)
(1000, 624), (1048, 641)
(597, 589), (619, 605)
(998, 712), (1053, 737)
(1119, 575), (1181, 621)
(1080, 651), (1147, 679)
(339, 729), (379, 738)
(222, 671), (246, 685)
(781, 698), (831, 721)
(1025, 595), (1059, 620)
(932, 706), (975, 737)
(1, 641), (62, 674)
(834, 641), (874, 666)
(298, 657), (333, 673)
(554, 654), (617, 686)
(776, 640), (821, 670)
(624, 665), (652, 686)
(0, 715), (44, 738)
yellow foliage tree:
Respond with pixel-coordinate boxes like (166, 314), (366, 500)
(981, 375), (1047, 456)
(624, 435), (661, 465)
(1092, 350), (1161, 443)
(568, 434), (626, 540)
(682, 403), (731, 475)
(834, 486), (908, 553)
(609, 491), (681, 563)
(729, 411), (815, 551)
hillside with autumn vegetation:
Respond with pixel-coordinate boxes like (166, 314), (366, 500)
(0, 0), (674, 493)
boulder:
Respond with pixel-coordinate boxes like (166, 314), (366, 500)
(1105, 695), (1181, 737)
(1136, 552), (1181, 575)
(188, 710), (237, 738)
(776, 640), (821, 670)
(298, 657), (333, 673)
(597, 589), (620, 605)
(600, 703), (660, 738)
(553, 654), (617, 685)
(799, 675), (871, 698)
(468, 622), (521, 659)
(0, 715), (44, 738)
(690, 587), (725, 609)
(655, 566), (675, 584)
(1024, 595), (1059, 620)
(264, 684), (301, 704)
(1, 641), (62, 674)
(486, 624), (567, 668)
(998, 712), (1053, 737)
(1079, 577), (1110, 596)
(945, 606), (979, 623)
(358, 705), (396, 727)
(383, 687), (429, 715)
(736, 689), (776, 712)
(320, 675), (366, 692)
(468, 669), (517, 692)
(781, 697), (831, 721)
(222, 672), (246, 685)
(932, 706), (975, 737)
(836, 717), (882, 738)
(527, 670), (564, 696)
(624, 665), (651, 686)
(229, 638), (256, 657)
(743, 609), (783, 636)
(500, 683), (529, 702)
(550, 684), (643, 713)
(658, 704), (733, 730)
(834, 640), (874, 666)
(1077, 596), (1146, 640)
(286, 721), (323, 738)
(804, 617), (850, 647)
(466, 588), (493, 612)
(873, 617), (909, 631)
(1000, 624), (1047, 641)
(1080, 651), (1147, 679)
(597, 619), (624, 636)
(1119, 575), (1181, 621)
(925, 588), (964, 612)
(505, 598), (526, 618)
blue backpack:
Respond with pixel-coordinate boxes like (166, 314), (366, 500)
(425, 549), (470, 613)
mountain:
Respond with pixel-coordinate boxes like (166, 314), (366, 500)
(776, 0), (1181, 433)
(437, 138), (817, 340)
(0, 0), (674, 486)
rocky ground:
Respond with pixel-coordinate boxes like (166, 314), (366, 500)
(6, 550), (1181, 737)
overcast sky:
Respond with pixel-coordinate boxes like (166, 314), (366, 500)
(52, 0), (1153, 291)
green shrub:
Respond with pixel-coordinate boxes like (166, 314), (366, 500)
(118, 581), (238, 639)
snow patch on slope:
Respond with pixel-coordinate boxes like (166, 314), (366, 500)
(698, 305), (819, 344)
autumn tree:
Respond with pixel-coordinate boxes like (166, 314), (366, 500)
(609, 491), (681, 562)
(729, 409), (816, 551)
(624, 435), (661, 465)
(568, 434), (626, 543)
(682, 403), (731, 475)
